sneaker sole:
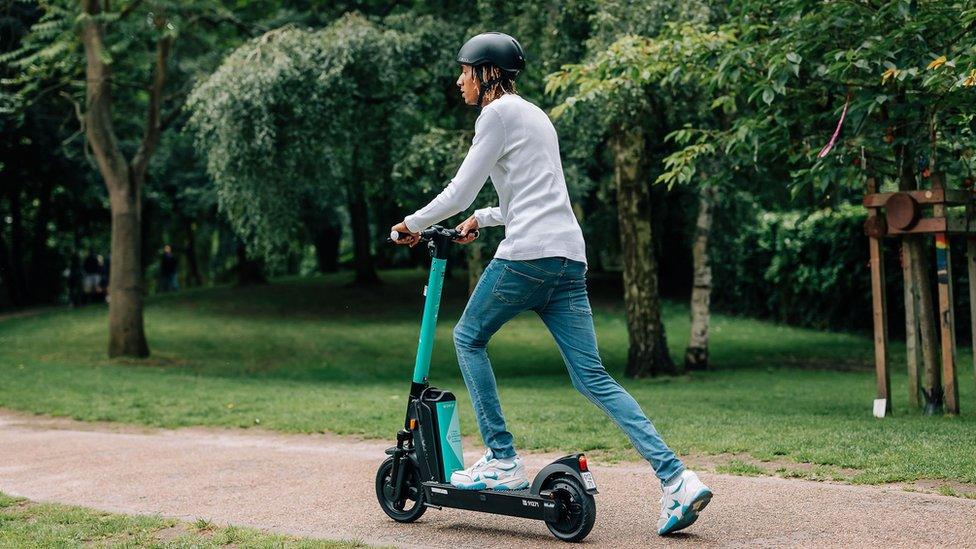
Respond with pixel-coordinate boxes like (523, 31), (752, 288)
(451, 478), (530, 491)
(658, 488), (713, 535)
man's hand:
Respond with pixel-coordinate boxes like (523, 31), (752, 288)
(454, 215), (480, 245)
(391, 221), (421, 247)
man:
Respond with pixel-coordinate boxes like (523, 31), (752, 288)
(391, 32), (712, 535)
(159, 245), (179, 292)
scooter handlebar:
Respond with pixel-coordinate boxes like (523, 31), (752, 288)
(387, 225), (478, 243)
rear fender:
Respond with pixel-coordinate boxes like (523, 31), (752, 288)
(529, 454), (598, 495)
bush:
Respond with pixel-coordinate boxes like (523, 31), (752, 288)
(710, 196), (976, 340)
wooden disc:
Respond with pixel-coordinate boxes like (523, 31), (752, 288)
(886, 193), (919, 230)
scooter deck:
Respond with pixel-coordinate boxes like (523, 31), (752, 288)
(422, 481), (561, 522)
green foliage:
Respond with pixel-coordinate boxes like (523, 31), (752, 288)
(187, 15), (401, 262)
(709, 199), (970, 341)
(710, 202), (882, 331)
(710, 199), (969, 337)
(391, 127), (472, 210)
(674, 0), (976, 197)
(186, 12), (470, 264)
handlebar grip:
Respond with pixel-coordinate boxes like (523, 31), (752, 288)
(386, 227), (480, 243)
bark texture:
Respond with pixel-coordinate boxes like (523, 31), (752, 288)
(347, 146), (379, 285)
(611, 128), (675, 378)
(685, 184), (716, 371)
(901, 238), (922, 408)
(894, 140), (942, 413)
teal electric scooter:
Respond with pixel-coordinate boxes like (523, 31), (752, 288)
(375, 225), (597, 542)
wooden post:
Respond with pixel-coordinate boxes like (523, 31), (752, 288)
(867, 177), (891, 414)
(968, 236), (976, 392)
(902, 239), (923, 408)
(932, 174), (959, 414)
(935, 232), (959, 414)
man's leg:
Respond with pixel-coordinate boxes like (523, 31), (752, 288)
(536, 262), (684, 484)
(453, 259), (545, 459)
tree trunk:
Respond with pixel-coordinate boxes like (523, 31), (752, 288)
(901, 237), (923, 409)
(107, 186), (149, 357)
(347, 183), (379, 284)
(81, 0), (171, 357)
(911, 238), (942, 413)
(234, 241), (268, 286)
(184, 218), (202, 287)
(895, 138), (942, 413)
(611, 128), (675, 377)
(311, 214), (342, 273)
(685, 184), (716, 371)
(346, 147), (379, 285)
(372, 192), (400, 269)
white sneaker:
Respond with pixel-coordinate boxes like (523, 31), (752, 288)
(450, 448), (529, 490)
(657, 470), (712, 535)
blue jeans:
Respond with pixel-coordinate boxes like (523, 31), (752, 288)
(453, 256), (685, 484)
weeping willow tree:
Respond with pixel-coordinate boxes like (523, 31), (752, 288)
(186, 14), (406, 284)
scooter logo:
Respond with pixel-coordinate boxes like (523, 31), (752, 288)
(522, 500), (539, 508)
(436, 399), (464, 478)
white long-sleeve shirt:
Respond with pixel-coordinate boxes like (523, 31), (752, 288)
(404, 94), (587, 265)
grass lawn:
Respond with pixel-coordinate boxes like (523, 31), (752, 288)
(0, 269), (973, 485)
(0, 492), (367, 548)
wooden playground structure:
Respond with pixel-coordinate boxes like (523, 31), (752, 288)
(863, 172), (976, 416)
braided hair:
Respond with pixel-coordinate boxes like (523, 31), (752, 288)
(475, 64), (518, 107)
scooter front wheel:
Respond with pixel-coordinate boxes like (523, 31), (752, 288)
(543, 476), (596, 542)
(375, 456), (427, 523)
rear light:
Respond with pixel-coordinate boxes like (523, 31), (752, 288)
(578, 454), (588, 471)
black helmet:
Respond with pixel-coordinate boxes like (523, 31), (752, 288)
(456, 32), (525, 78)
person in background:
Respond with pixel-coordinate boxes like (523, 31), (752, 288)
(82, 249), (101, 304)
(66, 253), (83, 307)
(159, 244), (179, 293)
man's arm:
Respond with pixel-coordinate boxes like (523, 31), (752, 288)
(473, 206), (504, 228)
(403, 108), (505, 233)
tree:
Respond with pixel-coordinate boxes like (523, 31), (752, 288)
(546, 35), (685, 377)
(188, 13), (468, 284)
(5, 0), (279, 350)
(543, 0), (733, 377)
(188, 14), (432, 285)
(655, 0), (975, 408)
(77, 0), (180, 356)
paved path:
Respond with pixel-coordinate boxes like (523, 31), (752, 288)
(1, 410), (973, 548)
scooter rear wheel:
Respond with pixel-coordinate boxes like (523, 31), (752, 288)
(543, 476), (596, 542)
(375, 456), (427, 523)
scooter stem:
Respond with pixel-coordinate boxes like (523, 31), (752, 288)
(412, 256), (447, 384)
